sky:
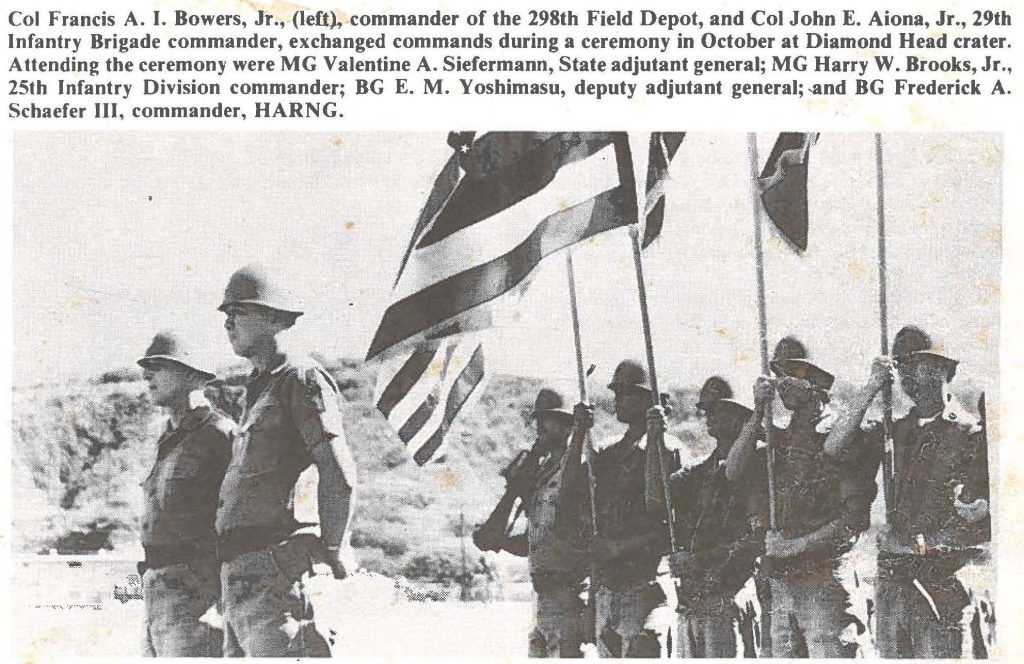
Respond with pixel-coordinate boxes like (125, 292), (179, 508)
(13, 132), (1001, 401)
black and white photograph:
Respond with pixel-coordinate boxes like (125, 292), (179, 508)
(11, 131), (999, 659)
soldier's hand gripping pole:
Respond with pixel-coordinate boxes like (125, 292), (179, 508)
(628, 224), (678, 552)
(875, 133), (896, 524)
(747, 132), (778, 530)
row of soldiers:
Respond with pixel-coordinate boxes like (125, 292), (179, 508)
(474, 328), (991, 658)
(136, 265), (357, 656)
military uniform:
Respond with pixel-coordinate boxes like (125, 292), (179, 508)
(525, 450), (588, 658)
(141, 404), (232, 657)
(216, 353), (344, 657)
(872, 409), (989, 658)
(671, 446), (768, 658)
(591, 432), (679, 658)
(764, 421), (875, 658)
(761, 338), (876, 659)
(855, 326), (992, 658)
(137, 332), (232, 657)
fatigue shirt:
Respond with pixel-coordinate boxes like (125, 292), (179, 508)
(525, 451), (586, 581)
(767, 417), (877, 576)
(216, 354), (345, 536)
(591, 433), (681, 589)
(889, 410), (990, 548)
(142, 405), (232, 550)
(671, 446), (768, 600)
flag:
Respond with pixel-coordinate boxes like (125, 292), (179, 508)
(758, 133), (818, 252)
(369, 132), (641, 464)
(367, 132), (638, 360)
(374, 335), (484, 466)
(642, 132), (685, 248)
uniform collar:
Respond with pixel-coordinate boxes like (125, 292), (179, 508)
(158, 404), (213, 451)
(602, 432), (644, 463)
(247, 354), (292, 383)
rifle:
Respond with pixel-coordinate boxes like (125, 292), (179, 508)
(472, 445), (544, 552)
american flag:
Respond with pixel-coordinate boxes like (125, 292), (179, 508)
(368, 132), (683, 465)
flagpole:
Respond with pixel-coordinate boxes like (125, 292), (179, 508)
(747, 132), (778, 530)
(565, 250), (600, 538)
(564, 249), (601, 644)
(875, 133), (896, 524)
(628, 224), (678, 552)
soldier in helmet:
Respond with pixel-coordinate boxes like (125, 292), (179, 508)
(825, 326), (990, 658)
(657, 377), (767, 658)
(215, 264), (357, 657)
(559, 359), (680, 657)
(474, 387), (589, 658)
(727, 337), (877, 658)
(137, 331), (232, 657)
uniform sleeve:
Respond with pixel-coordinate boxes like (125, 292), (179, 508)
(962, 428), (990, 504)
(204, 415), (233, 475)
(286, 366), (346, 451)
(839, 425), (884, 533)
(937, 427), (991, 548)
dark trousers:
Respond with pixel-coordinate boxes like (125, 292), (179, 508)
(875, 571), (967, 658)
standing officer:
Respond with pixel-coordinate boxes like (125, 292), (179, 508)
(560, 359), (680, 657)
(138, 331), (232, 657)
(215, 264), (358, 657)
(825, 325), (990, 658)
(659, 377), (767, 658)
(474, 387), (589, 658)
(727, 337), (876, 658)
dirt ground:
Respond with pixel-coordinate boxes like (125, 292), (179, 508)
(12, 553), (994, 659)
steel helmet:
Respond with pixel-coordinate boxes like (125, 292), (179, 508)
(892, 325), (958, 379)
(531, 387), (573, 420)
(137, 330), (215, 380)
(769, 335), (835, 391)
(218, 264), (304, 316)
(607, 359), (652, 392)
(696, 376), (752, 417)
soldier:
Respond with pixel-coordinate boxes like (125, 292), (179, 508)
(560, 359), (680, 658)
(660, 377), (767, 658)
(215, 264), (358, 657)
(137, 331), (232, 657)
(824, 325), (990, 658)
(727, 337), (876, 658)
(473, 387), (588, 658)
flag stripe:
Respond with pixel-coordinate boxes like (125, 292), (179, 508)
(392, 142), (621, 302)
(398, 390), (439, 443)
(395, 343), (456, 442)
(417, 133), (617, 248)
(398, 339), (478, 456)
(412, 344), (486, 465)
(376, 346), (439, 417)
(367, 184), (631, 359)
